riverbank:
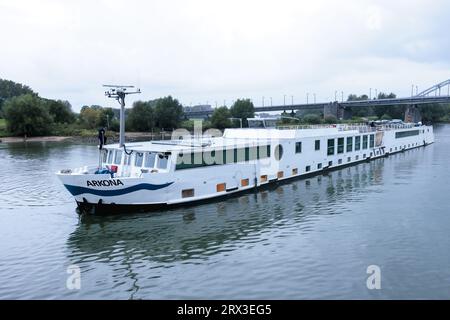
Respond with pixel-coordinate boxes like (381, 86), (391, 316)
(0, 136), (72, 143)
(0, 131), (174, 144)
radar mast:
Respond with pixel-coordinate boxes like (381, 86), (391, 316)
(103, 85), (141, 147)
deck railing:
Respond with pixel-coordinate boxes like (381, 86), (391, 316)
(277, 123), (417, 133)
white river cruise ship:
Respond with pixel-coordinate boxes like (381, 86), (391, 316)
(57, 119), (434, 214)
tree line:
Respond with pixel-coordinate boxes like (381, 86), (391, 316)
(1, 78), (450, 137)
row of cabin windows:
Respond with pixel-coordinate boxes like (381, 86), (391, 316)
(327, 134), (375, 156)
(302, 153), (373, 174)
(134, 152), (169, 170)
(389, 142), (421, 153)
(104, 149), (169, 170)
(175, 145), (271, 170)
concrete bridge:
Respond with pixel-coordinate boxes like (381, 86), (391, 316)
(184, 79), (450, 123)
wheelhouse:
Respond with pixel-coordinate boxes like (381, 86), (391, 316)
(101, 147), (172, 177)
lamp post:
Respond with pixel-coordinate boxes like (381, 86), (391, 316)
(306, 92), (309, 104)
(283, 94), (286, 106)
(291, 95), (294, 106)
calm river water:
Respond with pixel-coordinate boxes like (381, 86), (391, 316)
(0, 125), (450, 299)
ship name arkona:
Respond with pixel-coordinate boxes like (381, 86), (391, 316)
(86, 179), (124, 187)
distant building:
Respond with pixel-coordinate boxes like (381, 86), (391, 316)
(184, 104), (212, 113)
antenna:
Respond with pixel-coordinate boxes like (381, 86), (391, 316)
(103, 84), (141, 147)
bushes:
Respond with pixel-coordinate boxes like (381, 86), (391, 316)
(210, 106), (232, 129)
(127, 101), (156, 131)
(3, 94), (53, 136)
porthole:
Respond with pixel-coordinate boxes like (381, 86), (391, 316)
(274, 144), (283, 161)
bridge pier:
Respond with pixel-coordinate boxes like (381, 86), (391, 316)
(404, 105), (422, 123)
(323, 102), (352, 120)
(323, 102), (338, 119)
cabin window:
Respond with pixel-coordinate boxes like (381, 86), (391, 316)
(362, 135), (368, 149)
(327, 139), (335, 156)
(144, 152), (156, 168)
(257, 145), (270, 159)
(395, 130), (420, 139)
(328, 161), (333, 167)
(101, 150), (108, 163)
(346, 137), (353, 152)
(260, 175), (268, 182)
(135, 152), (144, 167)
(249, 147), (258, 161)
(277, 171), (284, 179)
(245, 147), (250, 161)
(292, 168), (298, 175)
(216, 183), (226, 192)
(182, 189), (195, 198)
(157, 154), (169, 170)
(274, 145), (283, 161)
(114, 150), (123, 165)
(338, 159), (342, 164)
(315, 140), (320, 151)
(107, 150), (114, 163)
(124, 154), (131, 166)
(317, 163), (322, 170)
(355, 136), (361, 151)
(241, 179), (249, 187)
(347, 157), (351, 162)
(337, 138), (344, 154)
(369, 134), (375, 148)
(306, 165), (311, 172)
(355, 155), (359, 160)
(295, 142), (302, 154)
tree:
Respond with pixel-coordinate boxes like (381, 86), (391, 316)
(302, 113), (322, 124)
(45, 99), (75, 124)
(324, 115), (338, 124)
(0, 79), (36, 116)
(80, 106), (102, 129)
(210, 106), (232, 129)
(154, 96), (184, 129)
(3, 94), (53, 136)
(230, 99), (254, 127)
(419, 104), (447, 122)
(98, 107), (115, 128)
(127, 101), (156, 131)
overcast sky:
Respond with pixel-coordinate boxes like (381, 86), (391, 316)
(1, 0), (449, 111)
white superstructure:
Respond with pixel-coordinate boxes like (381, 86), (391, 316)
(57, 122), (434, 214)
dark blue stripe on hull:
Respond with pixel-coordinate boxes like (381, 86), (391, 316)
(64, 182), (174, 196)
